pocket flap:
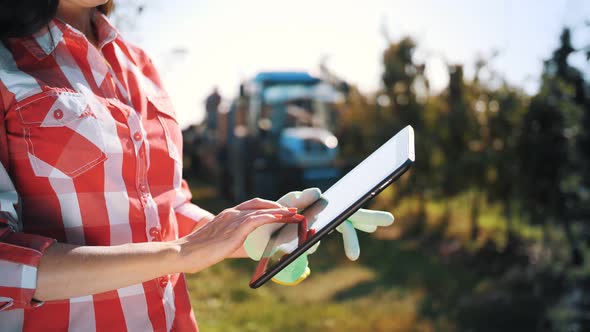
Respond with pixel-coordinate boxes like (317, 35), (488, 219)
(17, 92), (89, 127)
(147, 95), (176, 119)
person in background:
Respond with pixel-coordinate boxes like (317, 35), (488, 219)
(204, 86), (221, 132)
(0, 1), (394, 331)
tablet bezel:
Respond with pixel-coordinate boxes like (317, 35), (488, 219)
(249, 126), (414, 288)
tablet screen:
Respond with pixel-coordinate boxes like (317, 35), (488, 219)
(251, 126), (414, 287)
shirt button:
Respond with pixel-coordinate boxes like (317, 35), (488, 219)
(133, 131), (142, 141)
(149, 228), (161, 241)
(139, 184), (147, 192)
(159, 277), (168, 288)
(149, 227), (159, 237)
(53, 109), (64, 120)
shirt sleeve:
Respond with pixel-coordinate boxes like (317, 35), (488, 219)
(0, 162), (55, 311)
(173, 179), (215, 237)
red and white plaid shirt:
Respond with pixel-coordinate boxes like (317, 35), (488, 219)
(0, 12), (213, 332)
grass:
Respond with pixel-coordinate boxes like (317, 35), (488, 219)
(186, 240), (445, 332)
(185, 178), (575, 332)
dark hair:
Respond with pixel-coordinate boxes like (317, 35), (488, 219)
(0, 0), (114, 40)
(98, 1), (114, 16)
(0, 0), (59, 39)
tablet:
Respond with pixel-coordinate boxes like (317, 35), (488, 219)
(249, 125), (415, 288)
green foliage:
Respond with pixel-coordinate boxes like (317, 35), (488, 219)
(339, 27), (589, 244)
(187, 25), (590, 332)
(333, 27), (590, 330)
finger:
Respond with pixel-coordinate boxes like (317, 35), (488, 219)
(297, 216), (309, 246)
(244, 213), (306, 234)
(276, 191), (301, 207)
(351, 223), (378, 233)
(235, 197), (283, 210)
(340, 221), (360, 261)
(277, 188), (322, 211)
(272, 266), (310, 286)
(271, 254), (309, 285)
(306, 239), (320, 255)
(338, 218), (378, 233)
(243, 213), (307, 260)
(246, 207), (297, 217)
(348, 209), (394, 227)
(244, 223), (283, 260)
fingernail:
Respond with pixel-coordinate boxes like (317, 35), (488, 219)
(294, 214), (305, 221)
(273, 214), (284, 219)
(288, 207), (298, 213)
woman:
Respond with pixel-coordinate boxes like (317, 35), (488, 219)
(0, 1), (394, 331)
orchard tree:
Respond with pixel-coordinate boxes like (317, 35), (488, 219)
(381, 37), (434, 220)
(518, 28), (587, 265)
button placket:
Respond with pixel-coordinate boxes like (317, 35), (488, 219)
(133, 129), (150, 204)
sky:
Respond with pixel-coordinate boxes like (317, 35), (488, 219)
(118, 0), (590, 129)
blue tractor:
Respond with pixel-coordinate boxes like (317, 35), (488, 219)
(218, 71), (344, 201)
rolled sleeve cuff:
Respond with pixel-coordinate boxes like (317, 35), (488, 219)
(0, 230), (55, 311)
(174, 179), (214, 236)
(175, 203), (214, 237)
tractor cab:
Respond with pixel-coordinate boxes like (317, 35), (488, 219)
(218, 71), (344, 201)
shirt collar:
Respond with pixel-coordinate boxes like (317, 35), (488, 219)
(14, 21), (63, 60)
(15, 11), (120, 60)
(92, 12), (120, 50)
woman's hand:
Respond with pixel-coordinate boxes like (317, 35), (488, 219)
(242, 188), (321, 286)
(174, 198), (305, 274)
(243, 188), (321, 260)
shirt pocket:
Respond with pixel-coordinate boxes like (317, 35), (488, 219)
(15, 91), (107, 178)
(147, 95), (182, 164)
